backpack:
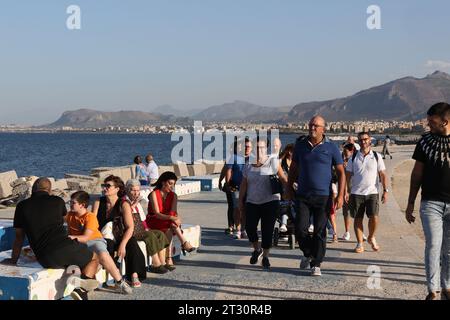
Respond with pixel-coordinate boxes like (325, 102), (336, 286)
(350, 151), (381, 183)
(352, 150), (379, 164)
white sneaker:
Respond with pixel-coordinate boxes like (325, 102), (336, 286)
(363, 234), (368, 242)
(311, 266), (322, 276)
(342, 232), (351, 241)
(300, 256), (311, 269)
(279, 224), (288, 233)
(234, 231), (241, 239)
(115, 279), (133, 295)
(308, 224), (314, 233)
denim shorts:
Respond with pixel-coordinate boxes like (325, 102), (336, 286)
(87, 238), (108, 254)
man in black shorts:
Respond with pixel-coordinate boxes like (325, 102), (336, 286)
(2, 178), (99, 300)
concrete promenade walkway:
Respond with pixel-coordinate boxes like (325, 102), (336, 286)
(89, 145), (427, 300)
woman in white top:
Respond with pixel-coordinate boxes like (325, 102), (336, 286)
(239, 138), (287, 269)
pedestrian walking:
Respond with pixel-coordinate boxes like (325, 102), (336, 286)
(345, 132), (388, 253)
(287, 116), (346, 276)
(406, 102), (450, 300)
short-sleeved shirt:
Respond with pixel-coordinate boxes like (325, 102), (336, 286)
(146, 161), (159, 180)
(13, 191), (70, 257)
(243, 156), (280, 205)
(346, 150), (386, 195)
(135, 164), (148, 180)
(225, 154), (247, 188)
(412, 132), (450, 203)
(66, 211), (103, 241)
(293, 136), (343, 196)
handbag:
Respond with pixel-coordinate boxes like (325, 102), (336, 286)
(269, 175), (283, 195)
(112, 215), (125, 241)
(131, 211), (147, 241)
(101, 221), (115, 241)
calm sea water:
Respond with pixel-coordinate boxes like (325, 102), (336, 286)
(0, 133), (302, 179)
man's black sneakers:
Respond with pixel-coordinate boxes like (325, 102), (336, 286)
(71, 288), (89, 300)
(250, 249), (263, 265)
(262, 257), (271, 269)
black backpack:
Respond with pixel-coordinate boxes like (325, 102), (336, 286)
(352, 150), (379, 164)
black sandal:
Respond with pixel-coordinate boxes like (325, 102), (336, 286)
(165, 257), (176, 271)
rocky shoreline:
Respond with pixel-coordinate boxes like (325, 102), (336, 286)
(0, 161), (224, 209)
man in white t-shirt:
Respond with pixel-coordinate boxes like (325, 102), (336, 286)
(345, 132), (388, 254)
(145, 154), (159, 184)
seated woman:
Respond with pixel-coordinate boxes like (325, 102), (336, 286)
(92, 175), (147, 288)
(147, 171), (196, 270)
(66, 191), (132, 294)
(124, 179), (171, 274)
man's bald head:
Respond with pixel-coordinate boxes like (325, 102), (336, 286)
(310, 116), (325, 127)
(308, 115), (326, 141)
(32, 178), (52, 194)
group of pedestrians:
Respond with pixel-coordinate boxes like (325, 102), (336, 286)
(220, 102), (450, 300)
(221, 116), (389, 278)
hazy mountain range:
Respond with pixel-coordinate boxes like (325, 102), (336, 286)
(287, 70), (450, 122)
(46, 71), (450, 128)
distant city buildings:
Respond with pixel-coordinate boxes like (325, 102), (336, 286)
(0, 119), (429, 135)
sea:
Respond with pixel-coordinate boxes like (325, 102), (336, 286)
(0, 132), (304, 179)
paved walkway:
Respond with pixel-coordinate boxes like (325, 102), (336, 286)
(91, 145), (427, 300)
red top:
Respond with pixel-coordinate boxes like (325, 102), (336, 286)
(146, 189), (177, 232)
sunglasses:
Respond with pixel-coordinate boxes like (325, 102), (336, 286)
(101, 183), (115, 189)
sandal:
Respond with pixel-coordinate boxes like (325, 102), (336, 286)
(149, 265), (168, 274)
(181, 241), (196, 255)
(332, 234), (339, 243)
(354, 244), (364, 253)
(130, 276), (141, 288)
(165, 257), (176, 271)
(368, 238), (380, 252)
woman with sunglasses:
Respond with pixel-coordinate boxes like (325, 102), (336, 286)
(92, 175), (146, 287)
(146, 171), (196, 270)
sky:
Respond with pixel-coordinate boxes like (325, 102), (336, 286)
(1, 0), (450, 125)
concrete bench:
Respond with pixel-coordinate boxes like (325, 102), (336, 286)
(174, 181), (201, 196)
(0, 248), (104, 300)
(182, 175), (220, 191)
(0, 220), (29, 252)
(0, 225), (201, 300)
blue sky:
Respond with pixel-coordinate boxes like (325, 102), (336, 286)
(1, 0), (450, 125)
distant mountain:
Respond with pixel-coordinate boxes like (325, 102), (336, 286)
(192, 100), (289, 122)
(287, 71), (450, 122)
(150, 105), (205, 118)
(44, 71), (450, 127)
(47, 109), (185, 128)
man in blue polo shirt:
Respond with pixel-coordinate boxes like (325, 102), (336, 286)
(287, 116), (345, 276)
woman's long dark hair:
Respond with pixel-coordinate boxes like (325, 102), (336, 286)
(151, 171), (178, 190)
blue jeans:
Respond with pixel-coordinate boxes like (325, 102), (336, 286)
(420, 200), (450, 292)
